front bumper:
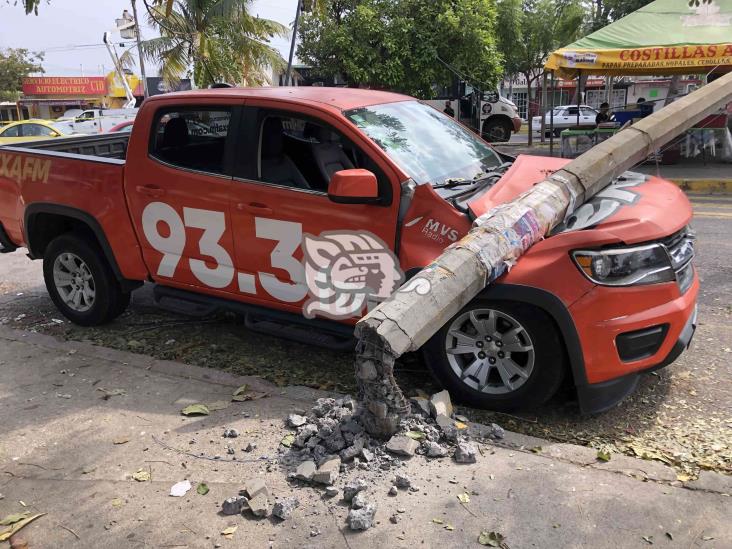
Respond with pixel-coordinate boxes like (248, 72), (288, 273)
(576, 304), (697, 414)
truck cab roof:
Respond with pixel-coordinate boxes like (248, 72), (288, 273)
(144, 86), (413, 112)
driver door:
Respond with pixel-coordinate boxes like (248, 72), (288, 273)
(227, 104), (401, 317)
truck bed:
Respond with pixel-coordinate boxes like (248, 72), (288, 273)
(7, 133), (130, 160)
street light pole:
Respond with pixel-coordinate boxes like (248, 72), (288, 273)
(130, 0), (149, 99)
(285, 0), (303, 86)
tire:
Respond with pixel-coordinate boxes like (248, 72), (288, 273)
(481, 119), (512, 142)
(43, 233), (129, 326)
(423, 300), (566, 411)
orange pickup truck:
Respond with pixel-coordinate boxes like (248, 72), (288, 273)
(0, 87), (697, 413)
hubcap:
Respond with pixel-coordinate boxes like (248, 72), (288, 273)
(53, 252), (96, 313)
(444, 308), (535, 395)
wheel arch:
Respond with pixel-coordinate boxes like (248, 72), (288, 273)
(24, 203), (141, 291)
(482, 114), (513, 131)
(478, 283), (587, 386)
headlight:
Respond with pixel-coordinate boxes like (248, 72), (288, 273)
(572, 244), (675, 286)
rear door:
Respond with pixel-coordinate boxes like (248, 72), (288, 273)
(125, 101), (243, 297)
(226, 103), (402, 317)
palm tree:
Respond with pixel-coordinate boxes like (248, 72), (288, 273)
(124, 0), (288, 88)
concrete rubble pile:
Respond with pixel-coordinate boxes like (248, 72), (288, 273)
(258, 391), (504, 530)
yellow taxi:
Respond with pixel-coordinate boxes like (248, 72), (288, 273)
(0, 119), (76, 145)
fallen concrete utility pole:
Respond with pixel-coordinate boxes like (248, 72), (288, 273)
(354, 71), (732, 437)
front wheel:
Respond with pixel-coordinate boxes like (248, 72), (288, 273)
(423, 300), (566, 411)
(481, 119), (512, 142)
(43, 233), (129, 326)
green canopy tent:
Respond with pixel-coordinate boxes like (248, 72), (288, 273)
(541, 0), (732, 152)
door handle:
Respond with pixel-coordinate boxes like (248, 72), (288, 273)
(136, 185), (166, 198)
(237, 202), (273, 215)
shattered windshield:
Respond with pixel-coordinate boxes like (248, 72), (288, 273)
(345, 100), (502, 186)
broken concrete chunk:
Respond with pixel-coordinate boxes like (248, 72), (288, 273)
(425, 441), (448, 458)
(410, 397), (431, 416)
(223, 428), (239, 438)
(360, 448), (375, 462)
(429, 390), (453, 419)
(343, 478), (368, 502)
(388, 486), (398, 496)
(313, 457), (341, 485)
(356, 360), (378, 381)
(454, 441), (478, 464)
(323, 426), (347, 453)
(347, 502), (376, 530)
(394, 473), (411, 489)
(339, 435), (365, 462)
(386, 435), (418, 457)
(295, 460), (316, 481)
(312, 398), (337, 417)
(248, 493), (270, 518)
(351, 492), (367, 510)
(325, 486), (339, 498)
(490, 423), (505, 439)
(245, 478), (269, 499)
(221, 496), (248, 515)
(287, 414), (308, 428)
(294, 424), (318, 448)
(272, 497), (299, 520)
(390, 514), (399, 524)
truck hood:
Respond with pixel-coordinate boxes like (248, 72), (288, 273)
(467, 155), (692, 243)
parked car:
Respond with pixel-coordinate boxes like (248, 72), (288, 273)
(0, 88), (696, 414)
(532, 105), (599, 136)
(0, 119), (76, 145)
(108, 120), (134, 133)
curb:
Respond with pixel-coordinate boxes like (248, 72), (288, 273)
(670, 178), (732, 194)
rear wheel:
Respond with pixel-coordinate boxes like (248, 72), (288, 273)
(43, 233), (129, 326)
(423, 300), (566, 411)
(481, 119), (512, 142)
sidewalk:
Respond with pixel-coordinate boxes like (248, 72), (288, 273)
(0, 327), (730, 548)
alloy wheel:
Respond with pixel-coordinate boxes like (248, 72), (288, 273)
(53, 252), (96, 313)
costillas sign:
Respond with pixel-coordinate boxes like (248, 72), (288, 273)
(22, 77), (108, 96)
(556, 44), (732, 72)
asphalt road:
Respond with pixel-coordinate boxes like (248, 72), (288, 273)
(0, 193), (730, 476)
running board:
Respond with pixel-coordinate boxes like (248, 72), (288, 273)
(153, 285), (356, 351)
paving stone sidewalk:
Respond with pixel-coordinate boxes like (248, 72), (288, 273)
(0, 327), (729, 549)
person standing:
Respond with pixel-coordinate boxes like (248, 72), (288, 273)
(443, 100), (455, 117)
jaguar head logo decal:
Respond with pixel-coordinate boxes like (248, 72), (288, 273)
(302, 231), (404, 319)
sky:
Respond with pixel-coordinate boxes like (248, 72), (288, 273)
(0, 0), (299, 77)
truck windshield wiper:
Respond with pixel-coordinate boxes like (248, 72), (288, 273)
(433, 162), (513, 190)
(432, 178), (476, 190)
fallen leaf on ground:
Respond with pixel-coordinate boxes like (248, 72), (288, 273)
(113, 438), (130, 445)
(676, 473), (691, 482)
(221, 525), (237, 538)
(231, 391), (268, 402)
(530, 446), (543, 454)
(478, 531), (507, 547)
(181, 404), (209, 416)
(457, 492), (470, 504)
(455, 421), (468, 430)
(111, 498), (124, 508)
(232, 385), (248, 397)
(197, 483), (209, 496)
(642, 535), (653, 544)
(665, 533), (673, 541)
(132, 469), (151, 482)
(432, 518), (444, 524)
(169, 480), (192, 497)
(0, 513), (30, 526)
(405, 431), (425, 441)
(281, 434), (295, 448)
(445, 524), (455, 531)
(596, 450), (611, 462)
(0, 513), (45, 542)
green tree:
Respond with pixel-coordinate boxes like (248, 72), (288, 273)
(496, 0), (584, 109)
(0, 48), (43, 101)
(120, 0), (287, 88)
(297, 0), (503, 98)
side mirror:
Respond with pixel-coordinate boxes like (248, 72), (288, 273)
(328, 169), (380, 204)
(50, 131), (60, 137)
